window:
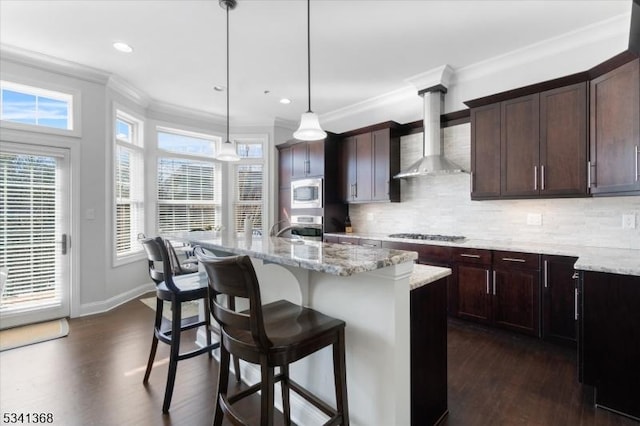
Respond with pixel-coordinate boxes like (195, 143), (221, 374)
(114, 111), (144, 258)
(156, 129), (221, 232)
(233, 139), (265, 235)
(1, 81), (73, 131)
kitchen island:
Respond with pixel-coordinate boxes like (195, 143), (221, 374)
(172, 232), (451, 426)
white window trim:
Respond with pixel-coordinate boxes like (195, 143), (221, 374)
(0, 78), (82, 138)
(112, 106), (145, 267)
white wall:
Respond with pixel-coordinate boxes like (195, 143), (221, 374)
(349, 125), (640, 250)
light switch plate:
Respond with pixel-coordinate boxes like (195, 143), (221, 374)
(527, 213), (542, 226)
(622, 214), (636, 229)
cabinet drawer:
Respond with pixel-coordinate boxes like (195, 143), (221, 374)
(338, 236), (359, 245)
(453, 248), (492, 265)
(359, 239), (381, 248)
(493, 251), (540, 270)
(419, 245), (454, 263)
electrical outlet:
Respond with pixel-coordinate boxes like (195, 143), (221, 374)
(622, 214), (636, 229)
(527, 213), (542, 226)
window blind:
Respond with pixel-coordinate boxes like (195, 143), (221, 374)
(234, 164), (263, 233)
(115, 138), (144, 257)
(0, 152), (61, 312)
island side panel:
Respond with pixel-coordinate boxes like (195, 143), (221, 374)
(303, 262), (413, 426)
(411, 277), (448, 426)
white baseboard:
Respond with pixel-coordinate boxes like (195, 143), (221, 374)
(78, 282), (155, 317)
(195, 329), (329, 426)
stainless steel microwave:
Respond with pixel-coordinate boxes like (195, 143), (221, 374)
(291, 178), (323, 209)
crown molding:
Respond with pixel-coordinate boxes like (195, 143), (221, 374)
(146, 99), (227, 127)
(0, 43), (110, 84)
(274, 117), (297, 131)
(405, 64), (454, 91)
(452, 12), (630, 85)
(107, 75), (151, 108)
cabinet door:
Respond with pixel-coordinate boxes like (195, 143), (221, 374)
(306, 140), (325, 177)
(341, 136), (357, 202)
(470, 104), (501, 198)
(590, 58), (640, 194)
(540, 83), (588, 196)
(501, 94), (540, 197)
(372, 129), (390, 201)
(581, 271), (640, 418)
(542, 255), (577, 345)
(493, 267), (540, 336)
(278, 146), (292, 189)
(291, 142), (308, 179)
(354, 132), (373, 202)
(456, 264), (492, 324)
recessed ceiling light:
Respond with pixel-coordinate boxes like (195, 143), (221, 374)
(280, 98), (292, 104)
(113, 42), (133, 53)
(214, 86), (225, 92)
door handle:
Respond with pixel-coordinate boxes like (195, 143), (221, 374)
(58, 234), (70, 255)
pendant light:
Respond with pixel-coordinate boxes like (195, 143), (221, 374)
(217, 0), (240, 162)
(293, 0), (327, 141)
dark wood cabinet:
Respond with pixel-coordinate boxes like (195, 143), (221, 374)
(340, 124), (400, 203)
(453, 248), (492, 324)
(468, 78), (589, 199)
(540, 83), (588, 196)
(470, 103), (501, 198)
(542, 255), (577, 345)
(291, 139), (324, 179)
(278, 146), (292, 189)
(579, 270), (640, 419)
(453, 249), (541, 336)
(589, 58), (640, 195)
(501, 94), (540, 197)
(492, 251), (541, 336)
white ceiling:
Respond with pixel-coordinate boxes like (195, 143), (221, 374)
(0, 0), (632, 132)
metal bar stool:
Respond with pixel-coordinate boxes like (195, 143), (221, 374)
(196, 252), (349, 426)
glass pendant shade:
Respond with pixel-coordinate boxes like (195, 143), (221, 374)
(217, 140), (240, 162)
(293, 111), (327, 141)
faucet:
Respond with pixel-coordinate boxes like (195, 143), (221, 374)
(269, 219), (291, 237)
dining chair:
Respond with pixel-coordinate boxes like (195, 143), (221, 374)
(165, 239), (199, 275)
(197, 253), (349, 426)
(139, 236), (218, 413)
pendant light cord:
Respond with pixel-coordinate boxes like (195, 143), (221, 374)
(226, 3), (230, 143)
(306, 0), (311, 113)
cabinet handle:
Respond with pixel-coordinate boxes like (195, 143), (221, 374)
(541, 165), (545, 191)
(534, 166), (538, 191)
(470, 171), (474, 192)
(544, 260), (548, 288)
(501, 257), (526, 263)
(574, 288), (578, 320)
(361, 243), (377, 248)
(460, 253), (481, 259)
(354, 182), (357, 198)
(635, 145), (639, 182)
(572, 271), (579, 280)
(486, 270), (490, 294)
(493, 270), (497, 295)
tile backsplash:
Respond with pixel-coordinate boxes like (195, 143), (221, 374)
(349, 124), (640, 250)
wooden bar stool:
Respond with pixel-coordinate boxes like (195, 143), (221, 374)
(139, 236), (219, 413)
(196, 252), (349, 426)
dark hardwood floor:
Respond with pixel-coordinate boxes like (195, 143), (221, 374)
(0, 297), (637, 425)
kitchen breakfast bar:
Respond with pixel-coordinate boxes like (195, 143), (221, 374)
(173, 231), (451, 426)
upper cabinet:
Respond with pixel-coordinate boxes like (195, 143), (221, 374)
(589, 58), (640, 195)
(468, 83), (588, 200)
(466, 51), (640, 200)
(291, 139), (325, 179)
(340, 123), (401, 204)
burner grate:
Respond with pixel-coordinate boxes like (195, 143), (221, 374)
(388, 233), (466, 242)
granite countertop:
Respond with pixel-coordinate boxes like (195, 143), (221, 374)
(326, 232), (640, 277)
(171, 232), (418, 277)
(410, 264), (452, 290)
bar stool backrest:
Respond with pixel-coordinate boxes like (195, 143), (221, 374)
(139, 236), (180, 293)
(198, 254), (272, 351)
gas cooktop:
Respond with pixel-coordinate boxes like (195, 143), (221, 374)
(388, 233), (466, 242)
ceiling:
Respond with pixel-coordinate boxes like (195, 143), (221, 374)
(0, 0), (632, 132)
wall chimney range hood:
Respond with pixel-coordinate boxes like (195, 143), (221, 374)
(394, 77), (467, 179)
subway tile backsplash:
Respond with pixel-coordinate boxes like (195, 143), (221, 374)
(349, 124), (640, 250)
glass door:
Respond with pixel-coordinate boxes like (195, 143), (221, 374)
(0, 142), (71, 329)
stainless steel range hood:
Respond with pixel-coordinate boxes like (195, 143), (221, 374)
(394, 86), (466, 179)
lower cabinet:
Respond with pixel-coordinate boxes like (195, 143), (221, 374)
(579, 271), (640, 419)
(542, 255), (578, 345)
(454, 248), (541, 337)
